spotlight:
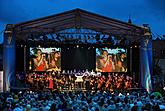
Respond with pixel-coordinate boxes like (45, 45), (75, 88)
(38, 45), (41, 48)
(135, 45), (137, 48)
(77, 45), (79, 48)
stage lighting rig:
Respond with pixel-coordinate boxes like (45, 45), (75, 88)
(50, 34), (55, 40)
(56, 34), (62, 42)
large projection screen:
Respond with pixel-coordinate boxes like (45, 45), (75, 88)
(29, 47), (61, 72)
(96, 48), (127, 72)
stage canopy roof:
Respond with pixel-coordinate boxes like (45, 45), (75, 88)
(12, 8), (147, 42)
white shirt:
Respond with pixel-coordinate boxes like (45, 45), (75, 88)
(75, 74), (84, 82)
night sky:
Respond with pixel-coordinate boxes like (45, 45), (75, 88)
(0, 0), (165, 44)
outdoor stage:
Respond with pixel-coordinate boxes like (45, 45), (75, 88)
(3, 9), (152, 93)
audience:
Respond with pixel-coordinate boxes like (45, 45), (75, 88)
(0, 90), (164, 111)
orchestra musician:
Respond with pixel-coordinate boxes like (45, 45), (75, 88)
(75, 72), (85, 89)
(105, 74), (112, 90)
(98, 75), (105, 90)
(68, 75), (72, 90)
(48, 75), (53, 91)
(85, 76), (90, 91)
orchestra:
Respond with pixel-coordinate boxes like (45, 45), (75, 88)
(21, 70), (138, 92)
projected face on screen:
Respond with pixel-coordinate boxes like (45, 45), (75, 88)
(96, 48), (127, 72)
(29, 48), (61, 71)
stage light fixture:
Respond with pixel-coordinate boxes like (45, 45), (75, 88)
(88, 35), (90, 40)
(38, 45), (41, 48)
(77, 45), (79, 48)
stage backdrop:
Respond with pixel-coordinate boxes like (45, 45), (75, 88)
(61, 47), (95, 71)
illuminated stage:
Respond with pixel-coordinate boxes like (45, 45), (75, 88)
(3, 9), (152, 93)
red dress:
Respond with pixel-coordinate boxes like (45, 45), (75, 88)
(49, 78), (53, 89)
(35, 58), (46, 71)
(102, 60), (112, 72)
